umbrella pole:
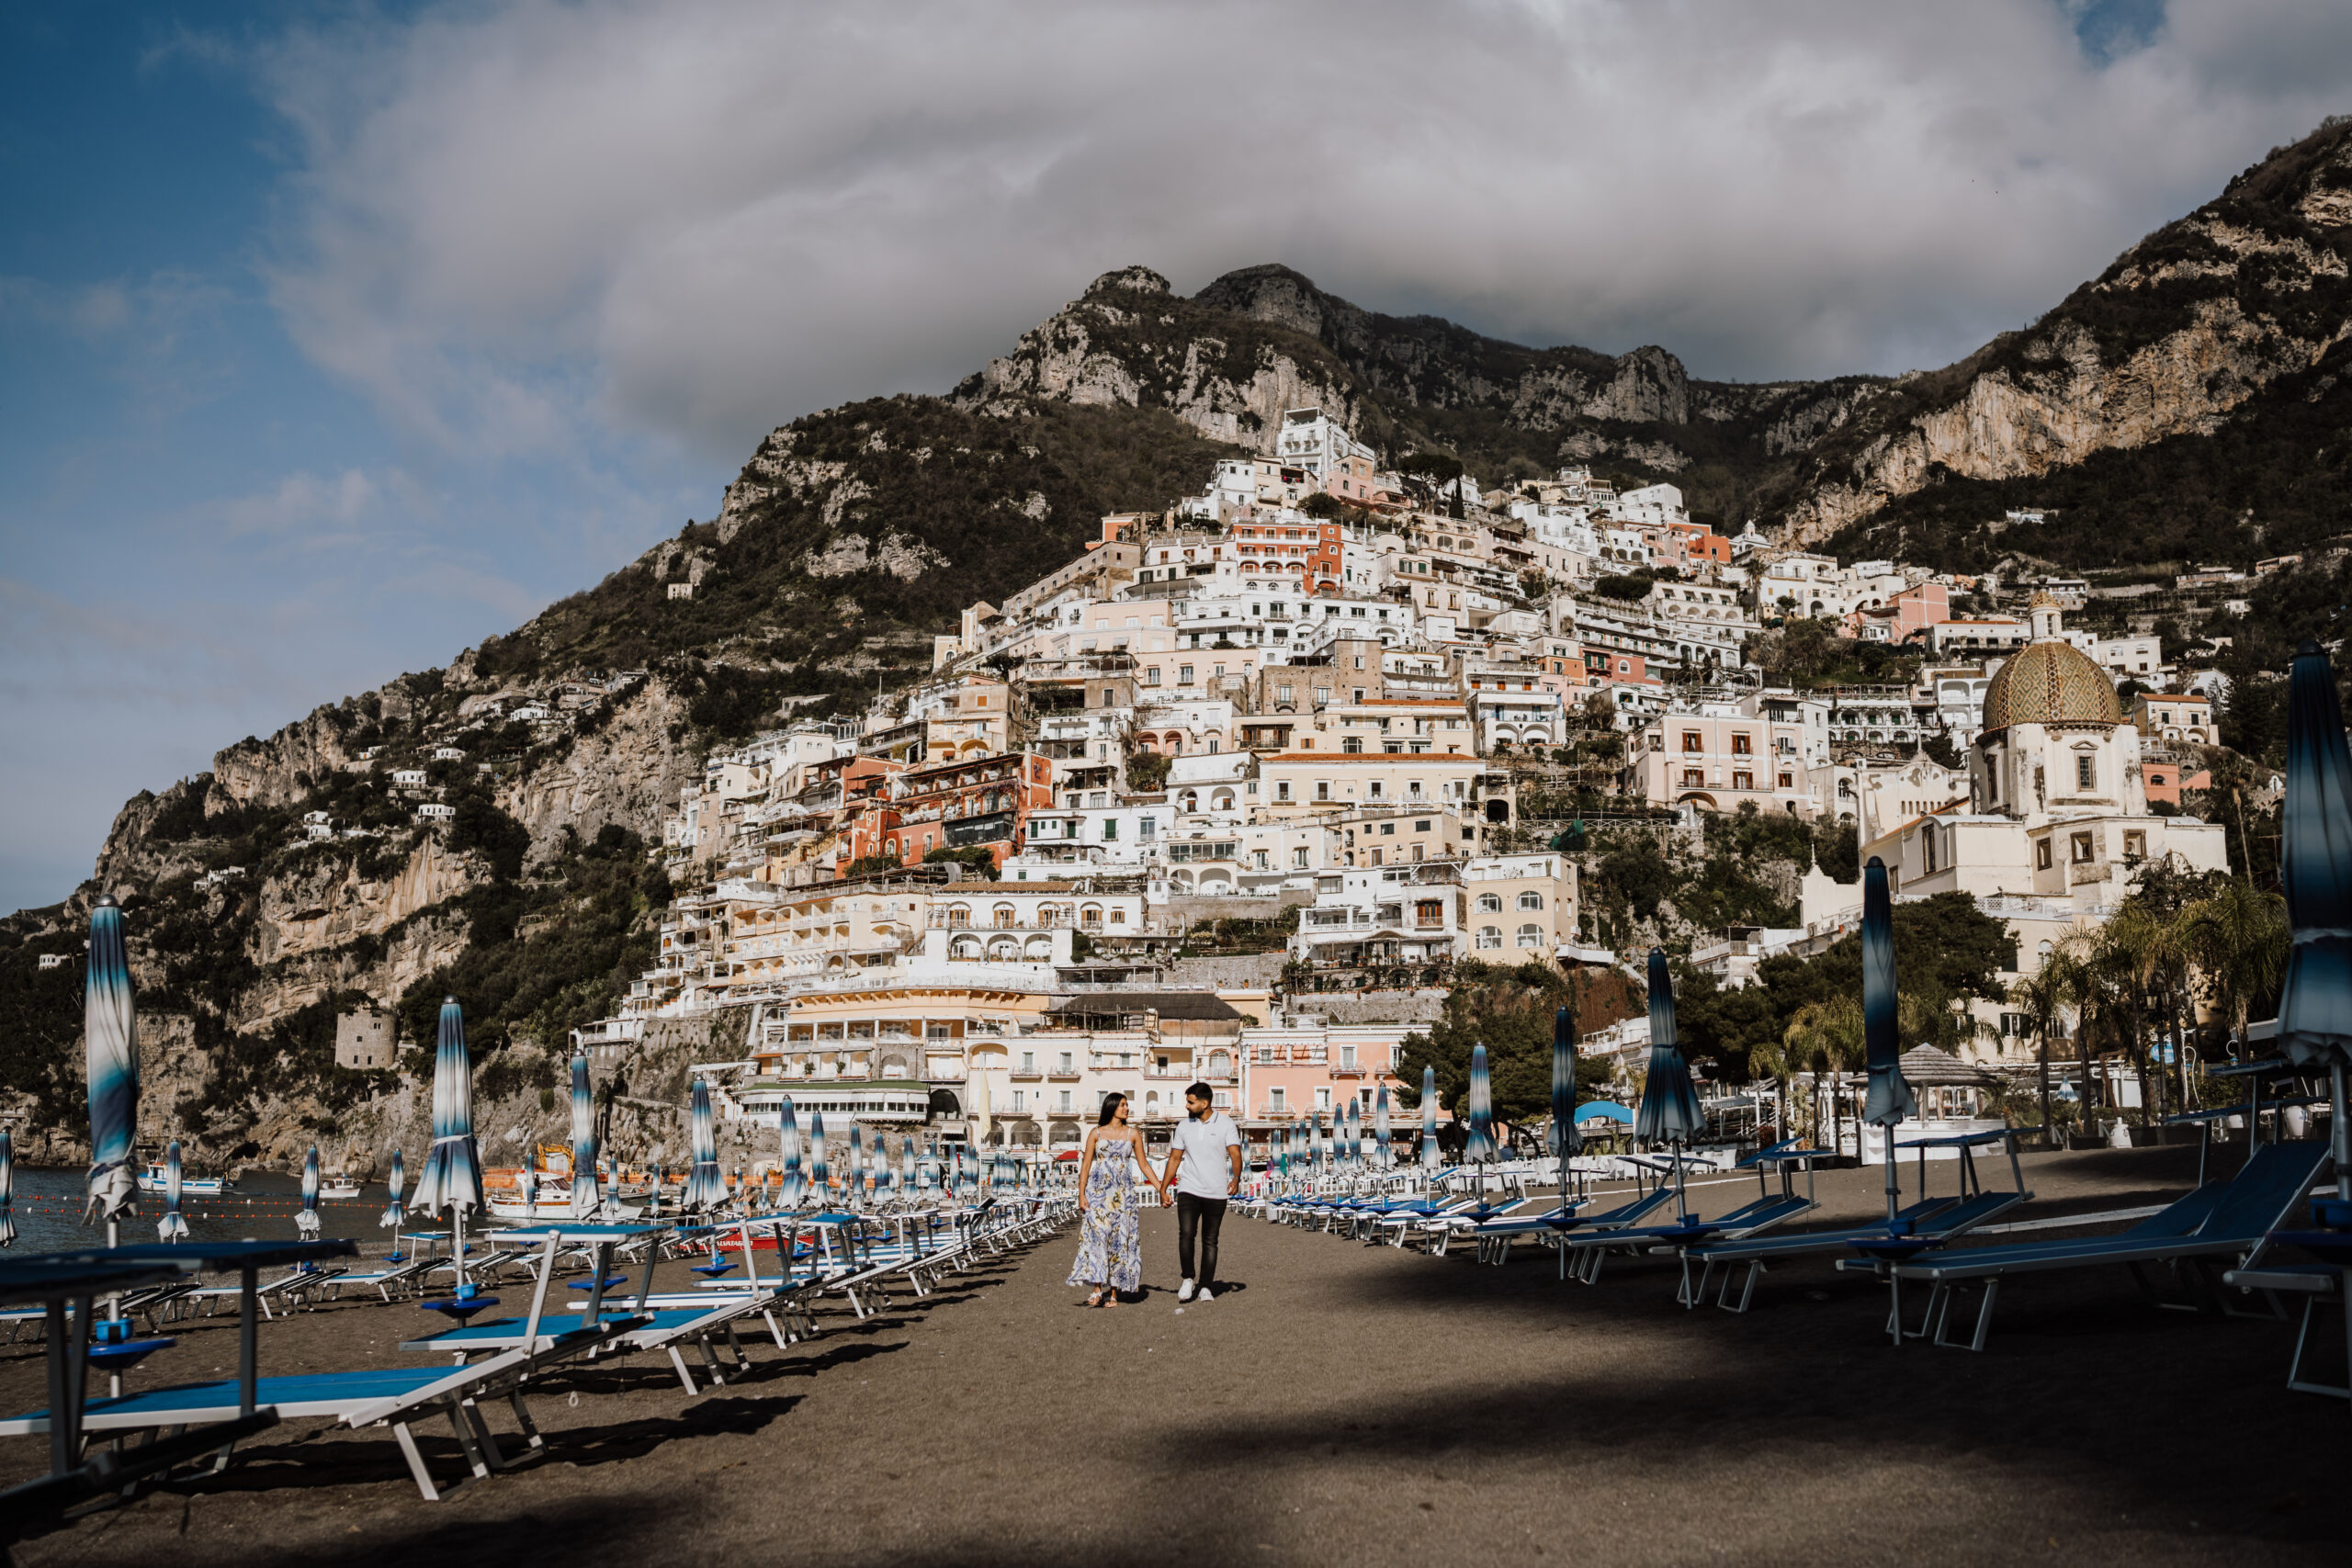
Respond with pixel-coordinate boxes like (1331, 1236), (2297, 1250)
(1883, 1129), (1901, 1226)
(2335, 1064), (2349, 1204)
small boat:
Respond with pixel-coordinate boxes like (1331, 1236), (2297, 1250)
(483, 1145), (642, 1220)
(320, 1179), (362, 1200)
(135, 1162), (234, 1196)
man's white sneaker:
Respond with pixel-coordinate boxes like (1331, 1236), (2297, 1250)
(1195, 1286), (1216, 1303)
(1177, 1279), (1196, 1303)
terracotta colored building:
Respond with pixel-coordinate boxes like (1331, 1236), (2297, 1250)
(881, 752), (1055, 870)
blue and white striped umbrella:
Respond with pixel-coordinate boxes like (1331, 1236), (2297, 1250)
(808, 1111), (830, 1204)
(297, 1145), (322, 1238)
(570, 1049), (601, 1218)
(845, 1122), (866, 1206)
(2277, 640), (2352, 1201)
(1419, 1065), (1441, 1169)
(1635, 949), (1703, 1149)
(777, 1097), (804, 1208)
(0, 1129), (14, 1247)
(684, 1077), (727, 1212)
(1464, 1043), (1498, 1164)
(516, 1156), (537, 1216)
(1346, 1098), (1363, 1167)
(380, 1147), (405, 1229)
(902, 1135), (920, 1196)
(918, 1137), (936, 1192)
(1551, 1004), (1582, 1186)
(873, 1135), (894, 1200)
(1374, 1082), (1393, 1171)
(1308, 1110), (1327, 1169)
(84, 894), (140, 1223)
(413, 998), (485, 1217)
(157, 1138), (189, 1243)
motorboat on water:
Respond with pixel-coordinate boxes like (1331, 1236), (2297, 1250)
(483, 1144), (645, 1220)
(135, 1162), (235, 1197)
(320, 1179), (362, 1200)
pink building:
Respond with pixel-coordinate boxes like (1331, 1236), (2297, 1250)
(1238, 1025), (1414, 1160)
(1843, 582), (1950, 643)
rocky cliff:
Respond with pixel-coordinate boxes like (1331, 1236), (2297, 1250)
(1774, 118), (2352, 544)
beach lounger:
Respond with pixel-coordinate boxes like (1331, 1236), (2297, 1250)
(1561, 1147), (1824, 1287)
(2223, 1261), (2346, 1400)
(1685, 1130), (2031, 1314)
(0, 1255), (257, 1545)
(1888, 1138), (2333, 1351)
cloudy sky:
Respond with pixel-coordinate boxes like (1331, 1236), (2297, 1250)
(5, 0), (2348, 913)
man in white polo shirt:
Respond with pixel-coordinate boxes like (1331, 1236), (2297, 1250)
(1159, 1081), (1242, 1303)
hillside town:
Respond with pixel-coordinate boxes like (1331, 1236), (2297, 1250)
(284, 405), (2259, 1162)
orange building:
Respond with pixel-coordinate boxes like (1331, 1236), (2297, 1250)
(881, 752), (1056, 871)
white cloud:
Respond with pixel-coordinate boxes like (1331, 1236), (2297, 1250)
(242, 0), (2352, 468)
(215, 468), (382, 539)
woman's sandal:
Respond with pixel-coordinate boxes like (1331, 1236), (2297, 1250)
(1087, 1289), (1104, 1308)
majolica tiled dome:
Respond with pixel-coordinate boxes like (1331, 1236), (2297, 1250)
(1982, 640), (2122, 731)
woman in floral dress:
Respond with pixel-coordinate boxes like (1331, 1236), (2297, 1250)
(1067, 1092), (1157, 1306)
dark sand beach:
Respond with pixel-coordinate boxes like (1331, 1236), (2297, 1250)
(4, 1142), (2341, 1566)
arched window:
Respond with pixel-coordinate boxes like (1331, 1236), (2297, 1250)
(1080, 904), (1104, 928)
(1476, 925), (1503, 950)
(1517, 924), (1544, 948)
(1476, 892), (1503, 913)
(992, 904), (1017, 928)
(1212, 790), (1235, 811)
(949, 934), (982, 961)
(1517, 891), (1544, 910)
(1181, 791), (1199, 813)
(945, 904), (972, 928)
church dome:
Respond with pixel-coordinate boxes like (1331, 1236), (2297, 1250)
(1982, 640), (2122, 731)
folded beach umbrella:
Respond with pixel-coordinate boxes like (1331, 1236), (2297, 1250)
(380, 1147), (406, 1230)
(413, 998), (486, 1220)
(1859, 859), (1920, 1224)
(570, 1049), (601, 1218)
(1551, 1005), (1583, 1203)
(684, 1077), (727, 1212)
(777, 1097), (804, 1208)
(516, 1156), (537, 1218)
(902, 1135), (920, 1196)
(1346, 1097), (1363, 1167)
(84, 893), (140, 1224)
(846, 1122), (867, 1206)
(2277, 641), (2352, 1202)
(1374, 1082), (1393, 1171)
(0, 1128), (15, 1247)
(297, 1145), (322, 1238)
(157, 1138), (190, 1243)
(1310, 1109), (1328, 1170)
(918, 1136), (935, 1192)
(1635, 951), (1702, 1217)
(808, 1111), (831, 1203)
(1419, 1065), (1441, 1170)
(1465, 1043), (1498, 1165)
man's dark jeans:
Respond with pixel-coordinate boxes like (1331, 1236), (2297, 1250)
(1176, 1191), (1227, 1288)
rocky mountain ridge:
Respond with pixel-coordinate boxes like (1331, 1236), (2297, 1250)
(1775, 118), (2352, 545)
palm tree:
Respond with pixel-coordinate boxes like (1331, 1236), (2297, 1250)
(2007, 946), (2082, 1142)
(1747, 1029), (1802, 1145)
(2054, 931), (2109, 1144)
(1782, 997), (1864, 1155)
(2179, 877), (2289, 1063)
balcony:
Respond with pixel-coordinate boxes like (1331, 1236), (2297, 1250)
(1008, 1071), (1044, 1082)
(1256, 1103), (1297, 1119)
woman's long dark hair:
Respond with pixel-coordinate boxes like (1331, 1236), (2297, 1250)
(1097, 1092), (1127, 1126)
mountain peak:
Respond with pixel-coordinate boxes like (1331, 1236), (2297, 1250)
(1082, 265), (1171, 298)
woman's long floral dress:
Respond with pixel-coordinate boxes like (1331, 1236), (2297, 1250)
(1066, 1137), (1145, 1294)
